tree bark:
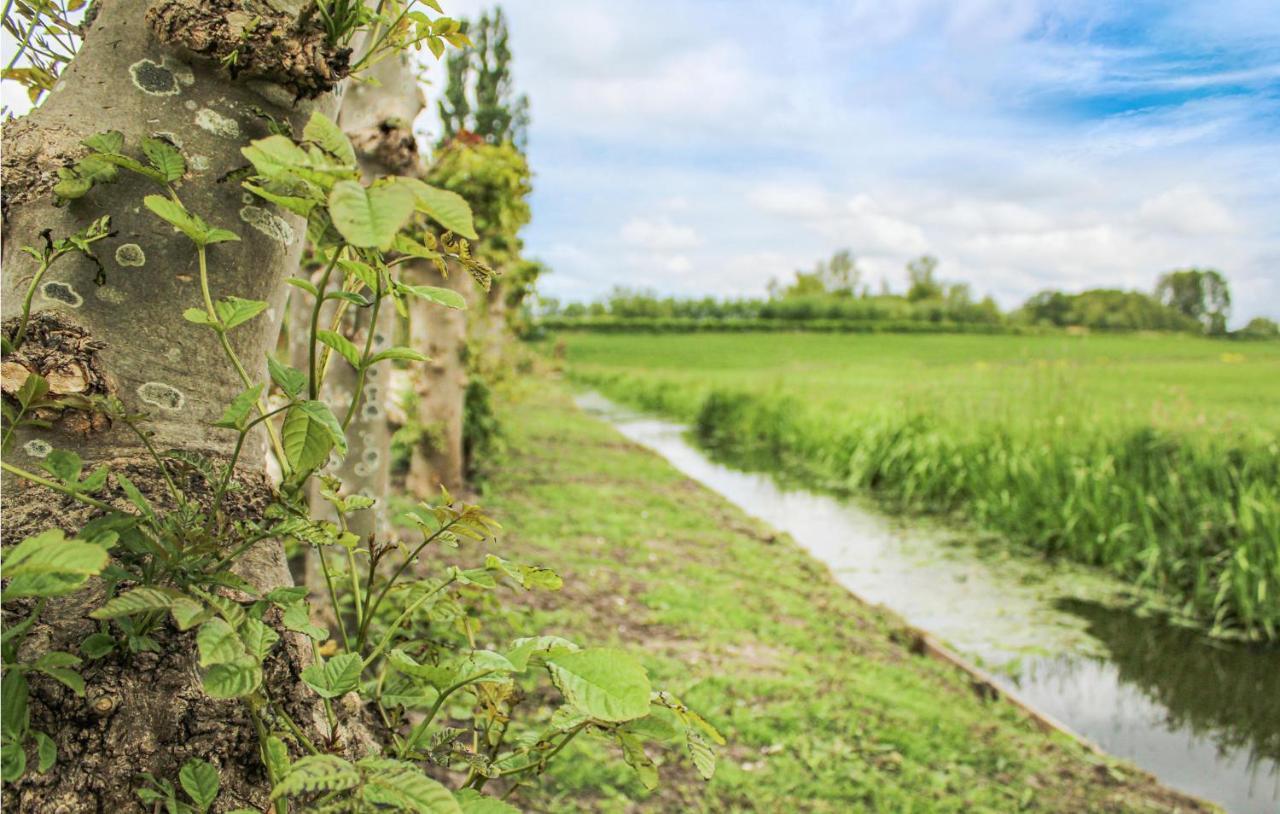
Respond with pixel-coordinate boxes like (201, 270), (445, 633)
(404, 262), (469, 496)
(1, 1), (360, 809)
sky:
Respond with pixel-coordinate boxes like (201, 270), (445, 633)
(3, 2), (1276, 323)
(422, 0), (1280, 323)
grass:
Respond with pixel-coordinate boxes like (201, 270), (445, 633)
(546, 331), (1280, 641)
(464, 380), (1214, 812)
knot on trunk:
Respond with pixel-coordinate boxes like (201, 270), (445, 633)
(145, 0), (351, 100)
(1, 118), (83, 217)
(2, 312), (113, 436)
(350, 120), (420, 174)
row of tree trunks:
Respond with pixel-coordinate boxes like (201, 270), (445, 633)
(0, 1), (359, 809)
(404, 261), (469, 496)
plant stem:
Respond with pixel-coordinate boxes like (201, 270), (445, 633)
(1, 460), (115, 512)
(361, 576), (455, 669)
(308, 254), (341, 400)
(314, 545), (351, 651)
(496, 723), (589, 779)
(341, 283), (383, 430)
(399, 670), (497, 757)
(197, 245), (290, 473)
(355, 520), (457, 648)
(12, 250), (59, 351)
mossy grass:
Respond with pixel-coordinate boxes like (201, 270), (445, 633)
(447, 380), (1215, 812)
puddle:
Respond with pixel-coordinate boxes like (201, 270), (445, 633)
(576, 391), (1280, 814)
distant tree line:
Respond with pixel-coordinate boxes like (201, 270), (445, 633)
(538, 251), (1279, 339)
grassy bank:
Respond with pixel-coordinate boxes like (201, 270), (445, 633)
(467, 381), (1211, 812)
(550, 331), (1280, 641)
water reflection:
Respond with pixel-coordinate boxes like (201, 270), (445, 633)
(574, 391), (1280, 814)
(998, 600), (1280, 814)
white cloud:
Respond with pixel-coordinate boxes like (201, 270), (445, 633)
(620, 217), (701, 250)
(1136, 185), (1237, 235)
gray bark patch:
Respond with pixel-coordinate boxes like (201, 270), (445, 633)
(41, 281), (83, 307)
(129, 59), (181, 95)
(195, 107), (239, 138)
(114, 243), (146, 267)
(137, 381), (186, 411)
(22, 439), (52, 458)
(239, 205), (294, 243)
(95, 286), (127, 305)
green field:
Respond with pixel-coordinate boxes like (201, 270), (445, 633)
(549, 331), (1280, 641)
(469, 383), (1210, 812)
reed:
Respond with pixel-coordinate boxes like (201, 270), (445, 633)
(559, 332), (1280, 642)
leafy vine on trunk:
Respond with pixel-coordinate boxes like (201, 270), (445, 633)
(2, 3), (720, 811)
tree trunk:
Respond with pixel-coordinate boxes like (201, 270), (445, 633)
(404, 262), (469, 496)
(1, 1), (359, 809)
(312, 52), (424, 539)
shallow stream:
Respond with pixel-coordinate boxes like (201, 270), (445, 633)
(576, 391), (1280, 814)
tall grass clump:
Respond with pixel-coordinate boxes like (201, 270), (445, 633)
(575, 372), (1280, 642)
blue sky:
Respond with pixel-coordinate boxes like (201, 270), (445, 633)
(429, 0), (1280, 323)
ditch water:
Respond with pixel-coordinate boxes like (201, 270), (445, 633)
(575, 391), (1280, 814)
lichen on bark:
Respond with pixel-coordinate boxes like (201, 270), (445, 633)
(145, 0), (351, 99)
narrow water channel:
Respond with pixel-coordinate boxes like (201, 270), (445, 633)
(575, 391), (1280, 814)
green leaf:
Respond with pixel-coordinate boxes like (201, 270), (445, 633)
(244, 183), (317, 217)
(328, 180), (416, 250)
(267, 356), (307, 398)
(505, 636), (579, 672)
(285, 276), (320, 297)
(546, 648), (651, 723)
(239, 617), (280, 660)
(263, 735), (291, 783)
(170, 597), (209, 631)
(303, 112), (356, 167)
(241, 135), (311, 179)
(325, 290), (371, 306)
(183, 308), (216, 326)
(2, 530), (110, 599)
(357, 757), (462, 813)
(271, 754), (360, 799)
(280, 601), (328, 641)
(74, 155), (120, 186)
(281, 400), (347, 473)
(367, 346), (428, 365)
(300, 652), (362, 699)
(485, 555), (562, 591)
(33, 730), (56, 773)
(2, 670), (29, 739)
(115, 474), (155, 519)
(337, 258), (379, 289)
(82, 130), (124, 153)
(455, 789), (519, 814)
(196, 618), (245, 667)
(39, 666), (85, 697)
(685, 728), (716, 780)
(16, 371), (49, 408)
(52, 171), (93, 202)
(144, 195), (208, 244)
(179, 758), (220, 812)
(80, 632), (116, 659)
(40, 449), (82, 484)
(204, 228), (241, 245)
(90, 586), (183, 619)
(394, 178), (478, 239)
(616, 731), (659, 790)
(202, 658), (262, 698)
(316, 330), (362, 369)
(1, 741), (26, 784)
(399, 283), (466, 310)
(215, 297), (268, 330)
(214, 383), (264, 430)
(141, 137), (186, 182)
